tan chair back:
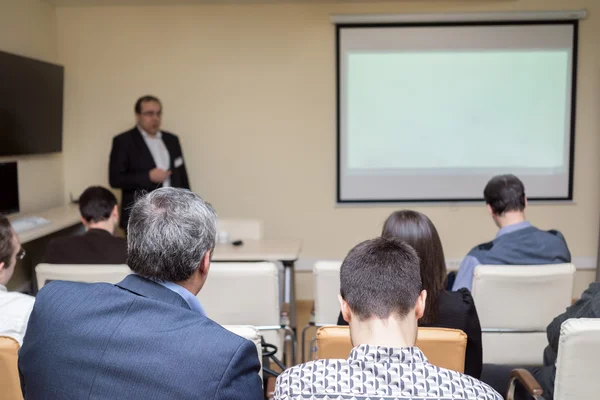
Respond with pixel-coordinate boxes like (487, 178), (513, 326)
(315, 326), (467, 373)
(0, 336), (23, 400)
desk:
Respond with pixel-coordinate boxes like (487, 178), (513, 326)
(8, 204), (83, 292)
(9, 204), (81, 244)
(213, 239), (303, 329)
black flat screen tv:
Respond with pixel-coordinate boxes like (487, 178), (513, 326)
(0, 162), (19, 215)
(0, 50), (64, 155)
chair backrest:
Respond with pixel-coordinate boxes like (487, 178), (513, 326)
(36, 263), (131, 290)
(0, 336), (23, 400)
(198, 262), (281, 358)
(472, 263), (575, 365)
(472, 264), (575, 330)
(554, 318), (600, 400)
(198, 262), (279, 325)
(315, 326), (467, 373)
(222, 325), (263, 370)
(217, 219), (263, 240)
(313, 261), (342, 325)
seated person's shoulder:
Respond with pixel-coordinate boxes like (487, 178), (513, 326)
(443, 288), (475, 309)
(5, 290), (35, 308)
(471, 240), (494, 253)
(436, 367), (502, 399)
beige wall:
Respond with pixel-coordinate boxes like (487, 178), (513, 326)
(0, 0), (64, 213)
(56, 1), (599, 291)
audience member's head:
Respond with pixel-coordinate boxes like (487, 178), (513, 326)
(382, 210), (446, 324)
(0, 216), (23, 286)
(339, 237), (426, 348)
(135, 95), (162, 135)
(127, 187), (217, 292)
(484, 174), (527, 228)
(79, 186), (119, 234)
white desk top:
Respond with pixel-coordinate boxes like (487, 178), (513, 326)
(213, 238), (302, 262)
(9, 204), (81, 244)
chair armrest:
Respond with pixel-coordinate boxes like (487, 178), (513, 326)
(507, 369), (544, 400)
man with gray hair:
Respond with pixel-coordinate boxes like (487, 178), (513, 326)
(18, 188), (263, 400)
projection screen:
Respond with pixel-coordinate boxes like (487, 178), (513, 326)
(337, 21), (578, 203)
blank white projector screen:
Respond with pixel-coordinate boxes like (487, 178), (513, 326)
(337, 22), (577, 202)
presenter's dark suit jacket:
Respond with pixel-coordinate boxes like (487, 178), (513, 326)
(18, 274), (263, 400)
(109, 127), (190, 229)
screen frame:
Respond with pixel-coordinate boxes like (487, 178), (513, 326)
(336, 20), (578, 204)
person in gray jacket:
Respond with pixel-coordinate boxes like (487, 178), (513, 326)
(453, 174), (571, 292)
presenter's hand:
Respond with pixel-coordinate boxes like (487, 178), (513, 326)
(149, 168), (172, 183)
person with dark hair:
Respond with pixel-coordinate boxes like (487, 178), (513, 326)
(42, 186), (127, 264)
(109, 95), (190, 230)
(19, 188), (263, 400)
(0, 216), (34, 345)
(276, 237), (501, 400)
(338, 210), (483, 378)
(452, 174), (571, 291)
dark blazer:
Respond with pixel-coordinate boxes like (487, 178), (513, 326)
(18, 275), (263, 400)
(338, 288), (483, 379)
(42, 229), (127, 265)
(109, 127), (190, 229)
(534, 282), (600, 400)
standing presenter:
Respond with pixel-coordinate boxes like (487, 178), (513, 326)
(109, 95), (190, 231)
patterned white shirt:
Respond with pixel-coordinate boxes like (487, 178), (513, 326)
(275, 345), (502, 400)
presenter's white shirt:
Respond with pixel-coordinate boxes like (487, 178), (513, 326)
(0, 284), (35, 345)
(138, 126), (171, 187)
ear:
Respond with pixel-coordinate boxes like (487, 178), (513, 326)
(415, 290), (427, 320)
(524, 197), (528, 208)
(338, 294), (352, 324)
(80, 217), (90, 229)
(111, 205), (119, 221)
(0, 262), (4, 270)
(199, 249), (212, 276)
(486, 204), (494, 216)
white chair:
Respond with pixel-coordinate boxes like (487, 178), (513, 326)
(471, 263), (575, 365)
(36, 263), (131, 290)
(508, 318), (600, 400)
(217, 219), (263, 240)
(301, 260), (342, 362)
(197, 262), (295, 365)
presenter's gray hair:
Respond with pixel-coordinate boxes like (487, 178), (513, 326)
(127, 187), (217, 282)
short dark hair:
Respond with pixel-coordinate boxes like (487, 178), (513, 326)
(484, 174), (526, 215)
(340, 237), (422, 321)
(0, 217), (14, 268)
(382, 210), (446, 324)
(79, 186), (118, 223)
(134, 95), (162, 114)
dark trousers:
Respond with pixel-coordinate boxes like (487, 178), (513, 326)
(481, 364), (545, 400)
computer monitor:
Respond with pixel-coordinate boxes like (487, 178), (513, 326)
(0, 162), (19, 215)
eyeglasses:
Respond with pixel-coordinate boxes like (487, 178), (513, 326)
(140, 111), (162, 117)
(16, 248), (25, 260)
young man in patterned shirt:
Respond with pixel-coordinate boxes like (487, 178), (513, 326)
(275, 237), (502, 400)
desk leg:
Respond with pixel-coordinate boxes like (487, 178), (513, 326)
(283, 260), (296, 330)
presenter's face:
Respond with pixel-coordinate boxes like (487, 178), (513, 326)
(136, 100), (162, 135)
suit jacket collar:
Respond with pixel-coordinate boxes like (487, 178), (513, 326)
(131, 126), (157, 169)
(132, 126), (176, 170)
(116, 274), (191, 311)
(85, 228), (113, 238)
